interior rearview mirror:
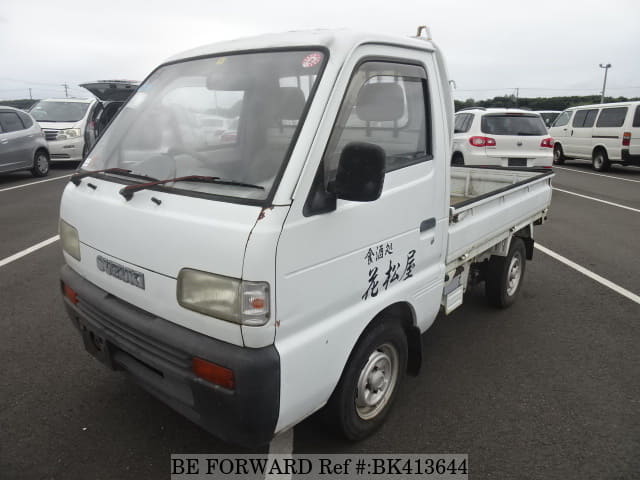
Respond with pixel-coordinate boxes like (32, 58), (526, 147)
(334, 142), (386, 202)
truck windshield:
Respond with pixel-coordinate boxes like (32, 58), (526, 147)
(30, 101), (90, 122)
(82, 50), (326, 203)
(481, 114), (547, 136)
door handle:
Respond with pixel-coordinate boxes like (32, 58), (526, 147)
(420, 217), (436, 232)
(570, 130), (574, 136)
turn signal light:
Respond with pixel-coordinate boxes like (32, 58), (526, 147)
(192, 357), (235, 390)
(469, 136), (496, 147)
(540, 138), (554, 148)
(62, 283), (79, 304)
(622, 132), (631, 147)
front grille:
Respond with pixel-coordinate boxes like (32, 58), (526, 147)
(77, 300), (191, 371)
(43, 129), (58, 141)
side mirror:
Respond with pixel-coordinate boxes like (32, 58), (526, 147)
(334, 142), (386, 202)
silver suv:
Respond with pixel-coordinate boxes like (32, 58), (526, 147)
(0, 106), (50, 177)
(452, 108), (553, 169)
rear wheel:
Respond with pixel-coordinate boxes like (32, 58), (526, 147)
(31, 150), (50, 177)
(326, 320), (407, 441)
(485, 237), (526, 308)
(592, 149), (610, 172)
(553, 144), (565, 165)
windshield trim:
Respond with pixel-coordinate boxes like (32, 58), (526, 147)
(82, 45), (330, 208)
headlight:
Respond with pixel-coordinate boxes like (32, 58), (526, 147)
(59, 219), (81, 260)
(177, 269), (270, 326)
(60, 128), (81, 139)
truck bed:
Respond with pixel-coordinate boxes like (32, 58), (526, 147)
(447, 167), (553, 267)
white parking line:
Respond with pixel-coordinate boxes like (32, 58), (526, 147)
(535, 243), (640, 305)
(553, 187), (640, 214)
(0, 235), (60, 268)
(554, 166), (640, 184)
(265, 429), (294, 480)
(0, 174), (72, 193)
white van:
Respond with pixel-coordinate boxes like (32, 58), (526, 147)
(30, 98), (95, 162)
(549, 101), (640, 171)
(59, 29), (553, 446)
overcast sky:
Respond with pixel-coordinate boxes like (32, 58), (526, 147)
(1, 0), (639, 101)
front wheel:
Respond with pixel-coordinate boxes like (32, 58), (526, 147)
(31, 150), (50, 177)
(553, 145), (565, 165)
(326, 320), (407, 441)
(485, 237), (526, 308)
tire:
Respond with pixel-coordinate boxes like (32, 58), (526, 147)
(592, 149), (610, 172)
(451, 152), (465, 166)
(485, 237), (526, 308)
(326, 320), (408, 441)
(31, 149), (50, 177)
(553, 144), (565, 165)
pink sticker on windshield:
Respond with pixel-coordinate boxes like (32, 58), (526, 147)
(302, 52), (323, 68)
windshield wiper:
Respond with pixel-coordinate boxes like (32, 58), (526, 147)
(71, 168), (131, 185)
(71, 168), (158, 186)
(118, 175), (264, 201)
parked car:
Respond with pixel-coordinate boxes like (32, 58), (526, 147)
(0, 106), (50, 177)
(535, 110), (562, 129)
(59, 29), (553, 447)
(549, 101), (640, 171)
(452, 108), (553, 168)
(30, 98), (94, 163)
(29, 80), (138, 163)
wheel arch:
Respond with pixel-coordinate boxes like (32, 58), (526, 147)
(592, 144), (608, 158)
(350, 302), (422, 377)
(451, 151), (464, 165)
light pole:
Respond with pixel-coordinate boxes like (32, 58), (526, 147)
(599, 63), (611, 103)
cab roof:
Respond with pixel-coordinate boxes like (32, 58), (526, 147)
(164, 29), (435, 65)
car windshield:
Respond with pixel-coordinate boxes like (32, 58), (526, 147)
(82, 50), (326, 203)
(30, 101), (90, 122)
(481, 114), (547, 136)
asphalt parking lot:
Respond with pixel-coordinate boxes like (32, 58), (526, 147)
(1, 161), (638, 480)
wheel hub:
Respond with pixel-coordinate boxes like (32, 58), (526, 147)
(355, 343), (399, 420)
(506, 254), (522, 296)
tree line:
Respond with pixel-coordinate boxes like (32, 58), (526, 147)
(455, 95), (640, 112)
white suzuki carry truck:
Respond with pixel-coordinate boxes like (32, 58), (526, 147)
(59, 29), (553, 447)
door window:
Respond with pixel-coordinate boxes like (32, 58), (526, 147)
(583, 109), (598, 127)
(0, 112), (25, 132)
(323, 61), (430, 176)
(552, 111), (571, 127)
(572, 109), (599, 128)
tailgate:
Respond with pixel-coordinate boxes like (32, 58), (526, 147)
(447, 167), (553, 266)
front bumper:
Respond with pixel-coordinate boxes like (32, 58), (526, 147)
(60, 265), (280, 447)
(47, 137), (84, 161)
